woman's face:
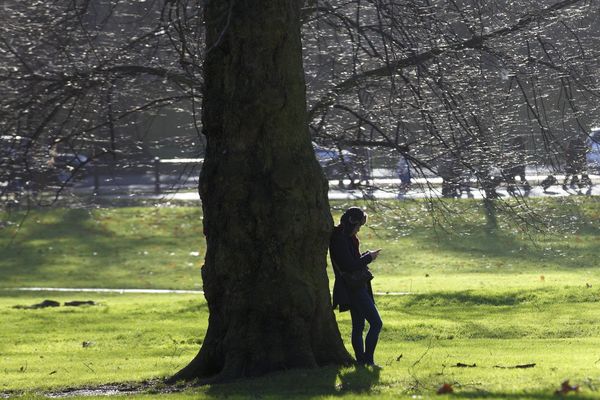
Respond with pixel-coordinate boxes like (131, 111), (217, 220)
(351, 224), (361, 236)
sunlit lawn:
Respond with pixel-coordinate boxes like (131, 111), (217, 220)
(2, 288), (600, 399)
(1, 197), (600, 398)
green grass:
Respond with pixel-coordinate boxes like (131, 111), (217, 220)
(2, 289), (600, 399)
(0, 292), (205, 393)
(334, 197), (600, 294)
(0, 207), (205, 289)
(1, 197), (600, 398)
(1, 197), (599, 293)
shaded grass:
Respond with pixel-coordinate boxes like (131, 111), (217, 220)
(0, 207), (205, 289)
(1, 197), (599, 293)
(335, 197), (600, 295)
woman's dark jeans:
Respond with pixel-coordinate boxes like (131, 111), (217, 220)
(349, 286), (383, 364)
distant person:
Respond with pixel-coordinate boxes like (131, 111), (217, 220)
(540, 174), (558, 192)
(330, 207), (382, 367)
(477, 168), (501, 199)
(563, 137), (591, 189)
(501, 136), (530, 192)
(437, 154), (461, 198)
(397, 155), (411, 193)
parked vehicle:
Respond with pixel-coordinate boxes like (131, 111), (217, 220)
(1, 133), (89, 192)
(52, 153), (89, 184)
(313, 143), (369, 186)
(587, 127), (600, 173)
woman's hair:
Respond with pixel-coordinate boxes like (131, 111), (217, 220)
(340, 207), (367, 234)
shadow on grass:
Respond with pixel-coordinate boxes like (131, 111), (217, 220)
(401, 286), (599, 309)
(1, 366), (380, 399)
(379, 197), (600, 274)
(204, 364), (380, 398)
(403, 288), (537, 307)
(0, 209), (110, 279)
(404, 222), (600, 272)
(0, 208), (200, 287)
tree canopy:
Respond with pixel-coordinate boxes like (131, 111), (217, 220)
(1, 0), (599, 203)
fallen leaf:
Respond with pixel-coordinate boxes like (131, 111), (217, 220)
(437, 383), (453, 394)
(494, 363), (536, 369)
(555, 380), (579, 395)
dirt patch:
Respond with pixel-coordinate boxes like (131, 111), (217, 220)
(1, 380), (187, 398)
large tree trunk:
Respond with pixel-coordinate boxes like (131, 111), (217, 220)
(169, 0), (352, 383)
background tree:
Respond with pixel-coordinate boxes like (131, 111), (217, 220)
(0, 0), (199, 203)
(305, 0), (600, 176)
(302, 0), (600, 227)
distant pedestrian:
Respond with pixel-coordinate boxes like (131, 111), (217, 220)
(397, 155), (411, 193)
(540, 174), (557, 192)
(501, 136), (530, 192)
(437, 154), (461, 198)
(330, 207), (382, 367)
(563, 137), (591, 189)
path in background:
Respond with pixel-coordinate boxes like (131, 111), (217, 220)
(70, 165), (600, 202)
(1, 287), (411, 296)
(90, 179), (600, 202)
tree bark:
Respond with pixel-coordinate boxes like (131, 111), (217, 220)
(169, 0), (352, 383)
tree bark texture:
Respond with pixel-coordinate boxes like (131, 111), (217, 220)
(170, 0), (352, 383)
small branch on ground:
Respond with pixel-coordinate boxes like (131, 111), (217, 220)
(494, 363), (536, 369)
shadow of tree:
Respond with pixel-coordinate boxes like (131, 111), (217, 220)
(203, 364), (380, 398)
(336, 365), (381, 394)
(9, 366), (380, 399)
(0, 208), (110, 279)
(0, 207), (204, 288)
(401, 222), (599, 273)
(404, 288), (540, 307)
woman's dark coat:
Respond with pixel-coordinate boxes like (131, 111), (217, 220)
(329, 225), (374, 312)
